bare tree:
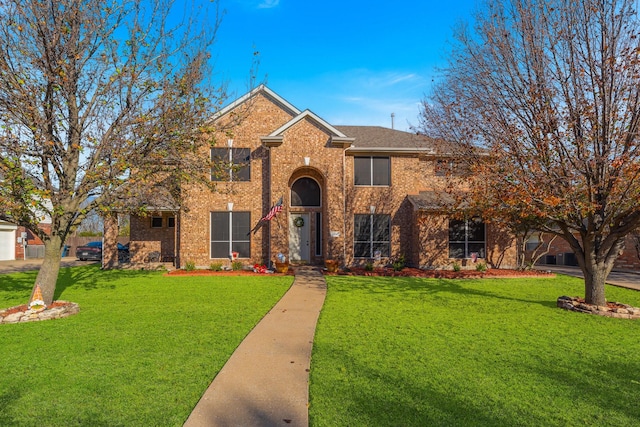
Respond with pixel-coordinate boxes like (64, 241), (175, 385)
(0, 0), (230, 305)
(420, 0), (640, 305)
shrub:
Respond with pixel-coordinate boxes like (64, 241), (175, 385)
(184, 261), (196, 271)
(209, 262), (223, 271)
(364, 262), (374, 271)
(392, 254), (406, 271)
(476, 262), (488, 272)
(231, 261), (243, 271)
(452, 262), (461, 272)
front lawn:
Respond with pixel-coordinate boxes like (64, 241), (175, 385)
(0, 265), (293, 426)
(310, 275), (640, 426)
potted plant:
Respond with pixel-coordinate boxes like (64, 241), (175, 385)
(274, 252), (288, 273)
(325, 259), (339, 273)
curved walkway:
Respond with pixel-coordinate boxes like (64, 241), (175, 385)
(183, 266), (327, 427)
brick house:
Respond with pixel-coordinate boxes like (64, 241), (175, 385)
(0, 220), (52, 261)
(129, 85), (517, 269)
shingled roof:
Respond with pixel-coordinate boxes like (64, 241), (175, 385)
(335, 126), (438, 152)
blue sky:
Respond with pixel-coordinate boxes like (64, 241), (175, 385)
(210, 0), (478, 131)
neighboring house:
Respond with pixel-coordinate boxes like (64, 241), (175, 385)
(0, 220), (52, 261)
(530, 232), (640, 270)
(129, 85), (517, 269)
(0, 221), (17, 261)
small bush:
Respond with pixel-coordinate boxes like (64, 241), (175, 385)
(364, 262), (374, 271)
(209, 262), (223, 271)
(476, 262), (488, 272)
(392, 254), (406, 271)
(231, 261), (243, 271)
(184, 261), (196, 271)
(452, 262), (461, 272)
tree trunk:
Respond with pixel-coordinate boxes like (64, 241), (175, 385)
(103, 212), (119, 269)
(33, 235), (63, 306)
(582, 264), (608, 306)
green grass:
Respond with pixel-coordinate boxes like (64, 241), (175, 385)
(310, 275), (640, 426)
(0, 265), (293, 426)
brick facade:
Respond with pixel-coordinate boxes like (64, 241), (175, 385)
(129, 86), (518, 269)
(534, 232), (640, 270)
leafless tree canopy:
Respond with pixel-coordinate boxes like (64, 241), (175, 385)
(0, 0), (228, 304)
(420, 0), (640, 305)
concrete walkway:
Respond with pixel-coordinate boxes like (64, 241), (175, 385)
(183, 266), (327, 427)
(542, 265), (640, 291)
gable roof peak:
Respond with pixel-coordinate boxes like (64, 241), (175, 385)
(211, 84), (301, 121)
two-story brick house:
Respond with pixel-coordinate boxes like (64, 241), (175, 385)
(129, 85), (517, 269)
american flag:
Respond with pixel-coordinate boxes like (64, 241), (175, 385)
(261, 196), (283, 221)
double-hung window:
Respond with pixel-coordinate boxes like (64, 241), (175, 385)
(448, 218), (485, 258)
(211, 148), (251, 181)
(210, 212), (251, 258)
(354, 214), (390, 258)
(354, 156), (390, 186)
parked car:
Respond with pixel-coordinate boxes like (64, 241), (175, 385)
(76, 241), (129, 261)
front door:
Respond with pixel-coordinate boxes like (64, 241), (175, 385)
(289, 213), (310, 262)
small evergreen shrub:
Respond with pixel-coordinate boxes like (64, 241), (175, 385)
(392, 254), (406, 271)
(209, 262), (223, 271)
(476, 262), (488, 272)
(185, 261), (196, 271)
(231, 261), (243, 271)
(364, 262), (374, 271)
(452, 262), (461, 272)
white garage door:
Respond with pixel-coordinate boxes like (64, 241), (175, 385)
(0, 226), (17, 261)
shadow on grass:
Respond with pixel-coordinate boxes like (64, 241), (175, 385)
(311, 346), (548, 426)
(0, 265), (166, 305)
(312, 343), (640, 426)
(526, 357), (640, 422)
(327, 276), (562, 310)
(0, 387), (20, 426)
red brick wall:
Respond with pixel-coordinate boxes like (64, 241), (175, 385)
(15, 224), (51, 259)
(129, 213), (176, 263)
(534, 232), (640, 270)
(142, 89), (518, 269)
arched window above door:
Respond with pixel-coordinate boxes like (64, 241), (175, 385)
(291, 177), (321, 207)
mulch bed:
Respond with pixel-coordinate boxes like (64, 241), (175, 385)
(164, 267), (553, 279)
(165, 269), (294, 277)
(327, 267), (555, 279)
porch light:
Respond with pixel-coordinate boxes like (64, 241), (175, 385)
(304, 157), (310, 166)
(227, 139), (233, 147)
(370, 205), (376, 214)
(227, 202), (234, 211)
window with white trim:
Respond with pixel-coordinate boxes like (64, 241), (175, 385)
(211, 148), (251, 181)
(449, 218), (485, 258)
(210, 212), (251, 258)
(354, 214), (390, 258)
(354, 156), (390, 186)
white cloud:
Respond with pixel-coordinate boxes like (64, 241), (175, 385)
(257, 0), (279, 8)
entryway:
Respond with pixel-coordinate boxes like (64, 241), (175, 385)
(289, 213), (310, 262)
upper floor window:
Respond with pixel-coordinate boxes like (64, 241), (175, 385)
(291, 177), (321, 207)
(354, 156), (390, 186)
(151, 216), (163, 228)
(211, 148), (251, 181)
(449, 217), (485, 258)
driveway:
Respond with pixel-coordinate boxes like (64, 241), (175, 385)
(0, 257), (94, 274)
(542, 265), (640, 291)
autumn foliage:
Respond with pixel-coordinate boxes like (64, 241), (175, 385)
(420, 0), (640, 305)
